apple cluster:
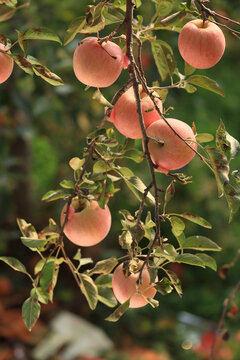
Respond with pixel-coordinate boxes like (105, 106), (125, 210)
(59, 19), (226, 308)
(0, 17), (226, 311)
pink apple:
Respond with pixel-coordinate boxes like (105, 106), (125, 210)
(61, 200), (111, 247)
(110, 85), (163, 139)
(112, 262), (157, 308)
(73, 37), (124, 87)
(178, 19), (225, 69)
(145, 118), (197, 174)
(0, 43), (14, 84)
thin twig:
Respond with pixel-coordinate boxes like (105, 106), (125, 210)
(105, 78), (134, 118)
(131, 182), (153, 256)
(195, 0), (240, 27)
(209, 280), (240, 360)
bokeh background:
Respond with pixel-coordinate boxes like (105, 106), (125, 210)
(0, 0), (240, 359)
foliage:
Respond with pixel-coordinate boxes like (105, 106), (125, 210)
(0, 2), (240, 354)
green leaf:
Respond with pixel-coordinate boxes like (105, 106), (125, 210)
(145, 297), (159, 308)
(196, 253), (217, 271)
(12, 54), (34, 75)
(184, 84), (197, 94)
(18, 27), (62, 44)
(64, 16), (86, 45)
(88, 257), (118, 275)
(154, 0), (173, 16)
(40, 259), (60, 302)
(175, 253), (205, 268)
(169, 216), (185, 237)
(216, 120), (240, 160)
(124, 148), (144, 163)
(69, 157), (85, 170)
(105, 299), (130, 322)
(180, 235), (221, 251)
(119, 230), (132, 250)
(98, 287), (118, 308)
(184, 62), (195, 76)
(34, 287), (49, 304)
(224, 170), (240, 222)
(0, 256), (27, 273)
(156, 10), (186, 29)
(93, 160), (111, 174)
(21, 237), (47, 249)
(205, 146), (229, 197)
(187, 75), (224, 97)
(79, 273), (98, 310)
(120, 174), (155, 205)
(164, 269), (182, 297)
(95, 274), (113, 288)
(164, 180), (175, 211)
(105, 4), (125, 24)
(22, 297), (40, 331)
(32, 63), (64, 86)
(0, 6), (16, 22)
(92, 88), (113, 108)
(156, 277), (173, 295)
(151, 39), (176, 81)
(196, 133), (214, 144)
(60, 179), (74, 189)
(17, 218), (38, 238)
(0, 0), (17, 8)
(42, 189), (69, 202)
(173, 213), (212, 229)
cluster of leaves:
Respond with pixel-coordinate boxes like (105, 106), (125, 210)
(1, 0), (240, 333)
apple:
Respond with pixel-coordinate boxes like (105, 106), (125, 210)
(145, 118), (197, 174)
(112, 262), (157, 308)
(61, 200), (111, 247)
(109, 85), (163, 139)
(178, 19), (225, 69)
(0, 43), (14, 84)
(73, 37), (124, 88)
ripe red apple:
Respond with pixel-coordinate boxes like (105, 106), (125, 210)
(178, 19), (225, 69)
(145, 118), (197, 174)
(109, 85), (163, 139)
(73, 37), (124, 88)
(61, 200), (111, 247)
(112, 262), (157, 308)
(0, 43), (14, 84)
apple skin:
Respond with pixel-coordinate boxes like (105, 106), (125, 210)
(0, 43), (14, 84)
(145, 118), (197, 174)
(112, 263), (157, 308)
(109, 85), (163, 139)
(61, 200), (111, 247)
(73, 37), (124, 88)
(178, 19), (225, 69)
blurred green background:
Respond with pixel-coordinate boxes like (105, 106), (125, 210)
(0, 0), (240, 359)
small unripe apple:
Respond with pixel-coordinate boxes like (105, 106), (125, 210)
(178, 19), (225, 69)
(0, 43), (14, 84)
(61, 200), (111, 247)
(112, 262), (157, 308)
(73, 37), (124, 88)
(145, 118), (197, 174)
(110, 85), (163, 139)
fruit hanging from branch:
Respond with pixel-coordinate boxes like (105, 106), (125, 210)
(61, 199), (111, 247)
(109, 85), (163, 139)
(178, 19), (225, 69)
(0, 43), (14, 84)
(145, 119), (197, 174)
(112, 262), (157, 308)
(73, 37), (124, 88)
